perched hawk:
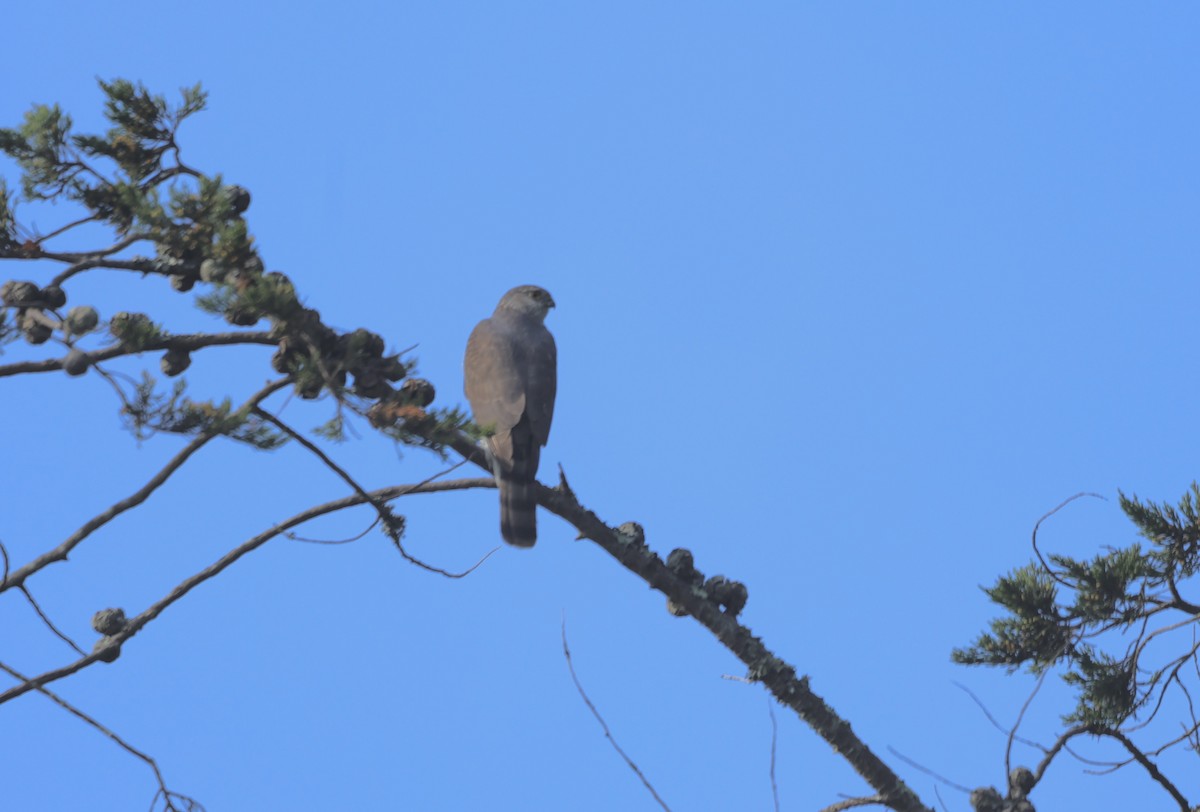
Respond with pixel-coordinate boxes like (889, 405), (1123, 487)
(464, 285), (557, 547)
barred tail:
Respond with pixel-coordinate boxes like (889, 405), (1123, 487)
(499, 438), (540, 547)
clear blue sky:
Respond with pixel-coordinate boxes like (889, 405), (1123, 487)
(3, 4), (1198, 810)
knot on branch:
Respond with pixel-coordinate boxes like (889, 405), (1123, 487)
(970, 786), (1033, 812)
(1008, 767), (1034, 800)
(970, 786), (1002, 812)
(704, 575), (749, 618)
(663, 547), (749, 619)
(91, 607), (127, 664)
(616, 522), (645, 548)
(92, 637), (122, 663)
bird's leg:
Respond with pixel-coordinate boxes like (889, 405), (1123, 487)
(476, 438), (504, 485)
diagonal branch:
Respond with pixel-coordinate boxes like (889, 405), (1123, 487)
(428, 430), (935, 811)
(1032, 725), (1089, 785)
(0, 377), (289, 593)
(17, 585), (86, 656)
(562, 618), (671, 811)
(818, 797), (888, 812)
(1097, 728), (1191, 811)
(0, 660), (200, 812)
(0, 476), (492, 708)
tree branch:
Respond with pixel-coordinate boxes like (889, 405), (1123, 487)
(252, 407), (486, 578)
(562, 618), (671, 811)
(0, 377), (289, 592)
(0, 331), (277, 378)
(0, 660), (199, 812)
(413, 430), (935, 810)
(1097, 727), (1192, 811)
(533, 480), (932, 810)
(0, 476), (492, 707)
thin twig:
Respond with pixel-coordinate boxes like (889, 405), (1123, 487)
(951, 682), (1047, 753)
(561, 617), (671, 811)
(817, 796), (887, 812)
(0, 660), (203, 812)
(33, 213), (101, 243)
(285, 460), (471, 546)
(253, 409), (485, 578)
(768, 701), (780, 812)
(286, 515), (382, 545)
(885, 747), (972, 794)
(1031, 492), (1106, 587)
(17, 585), (86, 656)
(1006, 660), (1053, 782)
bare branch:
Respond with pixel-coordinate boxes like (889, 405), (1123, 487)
(1032, 725), (1089, 786)
(0, 331), (277, 378)
(818, 797), (888, 812)
(561, 618), (671, 811)
(33, 213), (101, 243)
(1097, 728), (1192, 811)
(0, 660), (202, 812)
(252, 408), (486, 578)
(17, 585), (86, 656)
(952, 681), (1048, 753)
(1030, 492), (1106, 586)
(768, 701), (780, 812)
(0, 377), (289, 592)
(532, 481), (933, 811)
(885, 747), (971, 795)
(0, 476), (493, 707)
(1006, 658), (1054, 782)
(406, 428), (935, 812)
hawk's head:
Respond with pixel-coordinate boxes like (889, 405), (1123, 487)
(497, 285), (556, 320)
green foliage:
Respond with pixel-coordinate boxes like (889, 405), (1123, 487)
(1048, 545), (1153, 623)
(1122, 483), (1200, 577)
(378, 406), (475, 456)
(953, 564), (1071, 672)
(2, 78), (455, 465)
(0, 308), (13, 349)
(108, 311), (165, 350)
(957, 484), (1200, 731)
(1061, 647), (1140, 727)
(121, 373), (286, 449)
(313, 414), (347, 442)
(0, 178), (15, 248)
(0, 104), (80, 200)
(72, 79), (206, 184)
(0, 79), (221, 245)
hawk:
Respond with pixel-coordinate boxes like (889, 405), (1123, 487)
(464, 285), (557, 547)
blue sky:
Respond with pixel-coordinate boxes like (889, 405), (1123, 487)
(3, 4), (1198, 810)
